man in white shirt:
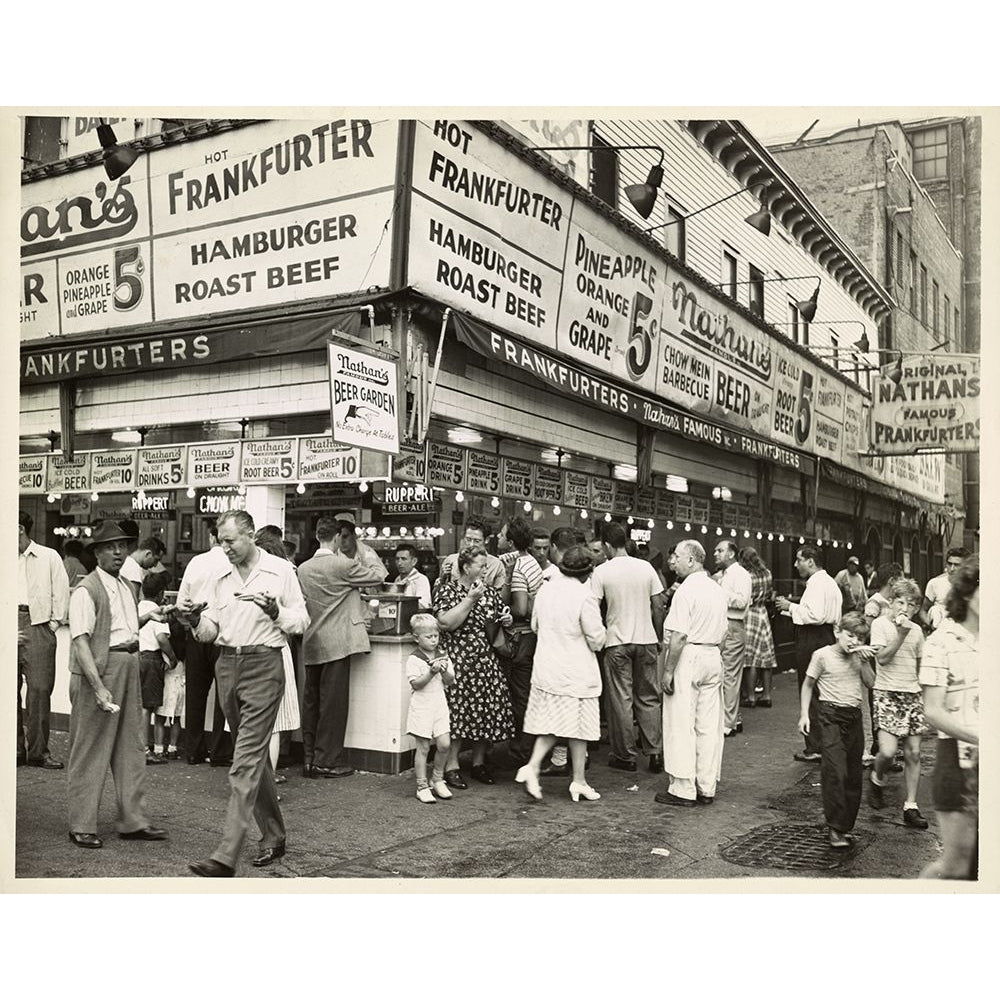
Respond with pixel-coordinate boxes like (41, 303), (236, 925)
(178, 510), (310, 877)
(17, 511), (70, 768)
(177, 522), (233, 766)
(118, 520), (155, 599)
(67, 521), (168, 848)
(714, 540), (752, 738)
(921, 546), (970, 630)
(655, 539), (728, 806)
(834, 556), (868, 613)
(591, 522), (665, 773)
(393, 542), (432, 609)
(775, 545), (843, 762)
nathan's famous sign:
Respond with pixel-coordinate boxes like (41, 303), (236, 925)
(871, 353), (980, 454)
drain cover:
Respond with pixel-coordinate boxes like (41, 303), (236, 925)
(720, 823), (865, 871)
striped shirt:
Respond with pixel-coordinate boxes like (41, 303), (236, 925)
(870, 616), (924, 693)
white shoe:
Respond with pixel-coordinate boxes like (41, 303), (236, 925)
(416, 787), (436, 804)
(569, 781), (601, 802)
(431, 780), (453, 799)
(515, 765), (542, 800)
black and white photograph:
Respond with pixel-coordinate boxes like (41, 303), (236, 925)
(8, 102), (990, 892)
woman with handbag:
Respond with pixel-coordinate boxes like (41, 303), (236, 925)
(434, 544), (515, 787)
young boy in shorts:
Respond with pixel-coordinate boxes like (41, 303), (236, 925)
(798, 612), (876, 848)
(868, 579), (929, 827)
(138, 575), (177, 764)
(405, 613), (456, 804)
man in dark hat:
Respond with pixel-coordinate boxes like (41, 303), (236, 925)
(298, 512), (387, 778)
(66, 521), (169, 849)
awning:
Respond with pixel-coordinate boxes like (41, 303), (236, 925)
(452, 311), (815, 476)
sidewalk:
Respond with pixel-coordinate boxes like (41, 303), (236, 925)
(13, 673), (942, 882)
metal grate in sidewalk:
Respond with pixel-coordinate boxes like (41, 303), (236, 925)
(720, 822), (868, 871)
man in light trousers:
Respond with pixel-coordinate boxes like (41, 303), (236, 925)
(714, 540), (752, 737)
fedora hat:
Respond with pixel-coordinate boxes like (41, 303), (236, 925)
(87, 520), (133, 548)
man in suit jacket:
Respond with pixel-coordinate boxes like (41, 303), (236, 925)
(297, 512), (387, 778)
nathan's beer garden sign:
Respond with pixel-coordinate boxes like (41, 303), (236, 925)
(871, 353), (980, 454)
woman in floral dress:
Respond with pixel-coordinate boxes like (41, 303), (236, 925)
(739, 547), (777, 708)
(434, 544), (515, 788)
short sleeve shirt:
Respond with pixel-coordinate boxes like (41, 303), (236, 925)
(663, 570), (728, 646)
(870, 616), (924, 692)
(591, 555), (664, 646)
(138, 598), (170, 653)
(919, 618), (978, 762)
(806, 644), (864, 708)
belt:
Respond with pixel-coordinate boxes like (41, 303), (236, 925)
(688, 642), (719, 647)
(727, 617), (746, 623)
(109, 642), (139, 653)
(218, 644), (281, 655)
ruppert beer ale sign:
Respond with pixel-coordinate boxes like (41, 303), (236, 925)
(328, 339), (400, 455)
(871, 353), (980, 454)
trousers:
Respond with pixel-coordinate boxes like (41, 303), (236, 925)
(604, 643), (661, 761)
(212, 647), (286, 868)
(720, 619), (746, 732)
(17, 609), (57, 760)
(183, 638), (231, 762)
(301, 658), (352, 769)
(795, 624), (835, 754)
(500, 630), (537, 763)
(663, 645), (724, 800)
(817, 701), (864, 833)
(67, 650), (150, 834)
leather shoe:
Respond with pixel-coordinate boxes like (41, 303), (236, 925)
(903, 807), (929, 829)
(189, 858), (235, 878)
(444, 769), (468, 790)
(209, 757), (233, 768)
(696, 794), (715, 805)
(608, 756), (637, 772)
(654, 790), (696, 807)
(540, 762), (569, 777)
(793, 751), (822, 762)
(27, 756), (64, 769)
(252, 844), (286, 867)
(648, 754), (663, 772)
(470, 764), (495, 785)
(119, 826), (168, 841)
(313, 765), (355, 778)
(69, 831), (103, 849)
(186, 755), (208, 765)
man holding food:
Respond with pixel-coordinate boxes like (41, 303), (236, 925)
(176, 510), (310, 876)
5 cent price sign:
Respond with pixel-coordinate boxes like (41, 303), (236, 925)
(19, 455), (49, 494)
(501, 457), (534, 499)
(187, 442), (241, 487)
(137, 445), (187, 489)
(240, 438), (297, 483)
(533, 463), (563, 504)
(466, 449), (501, 494)
(427, 441), (466, 489)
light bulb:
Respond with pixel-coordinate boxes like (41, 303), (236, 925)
(54, 493), (62, 500)
(647, 519), (654, 528)
(358, 480), (369, 493)
(832, 540), (839, 548)
(455, 491), (465, 503)
(731, 528), (737, 537)
(756, 532), (762, 540)
(525, 502), (533, 513)
(627, 516), (634, 525)
(767, 533), (774, 541)
(778, 534), (785, 542)
(46, 493), (56, 504)
(415, 526), (425, 536)
(716, 527), (723, 536)
(799, 536), (805, 545)
(296, 482), (306, 495)
(237, 484), (246, 495)
(817, 538), (823, 546)
(580, 509), (588, 519)
(604, 512), (611, 522)
(701, 525), (708, 535)
(847, 542), (853, 550)
(90, 491), (99, 501)
(400, 526), (408, 536)
(491, 496), (499, 508)
(366, 527), (377, 538)
(666, 520), (673, 530)
(382, 526), (391, 536)
(186, 487), (196, 499)
(684, 523), (691, 532)
(552, 505), (561, 516)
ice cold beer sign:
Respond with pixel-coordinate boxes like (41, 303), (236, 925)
(328, 342), (400, 455)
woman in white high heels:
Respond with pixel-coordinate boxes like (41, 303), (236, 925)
(516, 545), (606, 802)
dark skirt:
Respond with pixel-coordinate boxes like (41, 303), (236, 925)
(932, 737), (978, 814)
(139, 650), (165, 711)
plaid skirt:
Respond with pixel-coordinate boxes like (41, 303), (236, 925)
(744, 605), (777, 671)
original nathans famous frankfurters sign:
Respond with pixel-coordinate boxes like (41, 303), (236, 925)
(871, 353), (980, 454)
(19, 119), (398, 341)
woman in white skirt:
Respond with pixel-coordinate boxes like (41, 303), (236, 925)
(516, 545), (606, 802)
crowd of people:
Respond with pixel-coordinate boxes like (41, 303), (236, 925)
(16, 504), (979, 879)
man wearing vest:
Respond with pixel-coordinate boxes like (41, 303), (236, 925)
(66, 521), (169, 849)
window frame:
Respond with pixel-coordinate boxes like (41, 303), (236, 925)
(748, 263), (765, 319)
(911, 125), (949, 182)
(720, 245), (739, 299)
(590, 133), (619, 210)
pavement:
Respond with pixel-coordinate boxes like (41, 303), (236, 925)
(12, 672), (944, 883)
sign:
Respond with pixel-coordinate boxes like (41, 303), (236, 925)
(240, 437), (297, 484)
(654, 491), (676, 520)
(466, 449), (501, 494)
(501, 457), (534, 499)
(328, 342), (399, 455)
(378, 483), (440, 515)
(60, 495), (92, 516)
(871, 353), (980, 454)
(187, 441), (241, 487)
(196, 488), (247, 516)
(46, 453), (91, 493)
(297, 437), (361, 481)
(613, 481), (636, 514)
(90, 450), (138, 490)
(286, 482), (358, 511)
(19, 455), (48, 494)
(563, 470), (591, 509)
(136, 445), (187, 489)
(591, 476), (615, 511)
(427, 441), (466, 489)
(674, 495), (693, 522)
(635, 487), (657, 518)
(691, 498), (710, 524)
(392, 441), (428, 483)
(21, 119), (397, 341)
(132, 492), (173, 518)
(532, 463), (563, 504)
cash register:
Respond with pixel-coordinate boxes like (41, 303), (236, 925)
(366, 583), (420, 637)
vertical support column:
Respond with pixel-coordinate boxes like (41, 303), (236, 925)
(243, 486), (286, 535)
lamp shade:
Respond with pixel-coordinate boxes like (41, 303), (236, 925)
(625, 164), (663, 219)
(97, 122), (138, 181)
(853, 332), (871, 353)
(796, 281), (821, 322)
(744, 207), (772, 236)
